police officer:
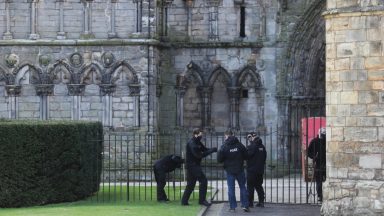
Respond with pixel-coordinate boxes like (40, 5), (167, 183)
(181, 128), (217, 206)
(153, 154), (184, 202)
(307, 127), (326, 202)
(218, 130), (250, 212)
(246, 132), (266, 207)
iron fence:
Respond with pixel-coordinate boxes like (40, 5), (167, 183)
(88, 120), (325, 205)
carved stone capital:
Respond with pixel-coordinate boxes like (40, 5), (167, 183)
(100, 84), (116, 95)
(197, 86), (213, 98)
(233, 0), (243, 5)
(227, 87), (241, 98)
(35, 84), (54, 96)
(128, 83), (140, 96)
(5, 85), (21, 96)
(67, 84), (86, 96)
(175, 86), (187, 96)
(207, 0), (220, 7)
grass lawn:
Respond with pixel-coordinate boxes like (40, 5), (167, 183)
(0, 185), (203, 216)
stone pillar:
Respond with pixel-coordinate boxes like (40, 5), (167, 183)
(67, 84), (85, 120)
(5, 85), (21, 119)
(3, 0), (13, 40)
(207, 0), (220, 41)
(227, 87), (240, 130)
(28, 0), (40, 40)
(185, 0), (193, 38)
(175, 86), (186, 127)
(133, 0), (143, 32)
(81, 0), (94, 39)
(35, 85), (54, 120)
(108, 0), (117, 38)
(197, 86), (213, 131)
(57, 0), (66, 39)
(129, 84), (141, 127)
(100, 84), (116, 127)
(323, 1), (384, 215)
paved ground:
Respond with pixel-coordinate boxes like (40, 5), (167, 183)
(203, 202), (321, 216)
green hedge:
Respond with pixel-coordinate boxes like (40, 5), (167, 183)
(0, 120), (103, 207)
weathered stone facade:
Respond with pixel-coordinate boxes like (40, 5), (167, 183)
(323, 1), (384, 215)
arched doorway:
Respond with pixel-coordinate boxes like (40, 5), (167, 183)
(282, 0), (326, 167)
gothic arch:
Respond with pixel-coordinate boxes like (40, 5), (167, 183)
(51, 60), (72, 84)
(179, 61), (205, 88)
(0, 65), (10, 84)
(283, 0), (325, 98)
(81, 63), (103, 84)
(110, 61), (139, 84)
(14, 63), (41, 85)
(208, 65), (231, 87)
(236, 65), (262, 89)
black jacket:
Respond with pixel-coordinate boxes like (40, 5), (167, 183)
(217, 136), (247, 175)
(246, 137), (267, 174)
(154, 154), (184, 173)
(185, 136), (216, 168)
(307, 135), (326, 171)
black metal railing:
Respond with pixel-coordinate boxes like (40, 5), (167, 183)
(87, 122), (325, 205)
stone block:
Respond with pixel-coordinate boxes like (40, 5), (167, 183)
(359, 154), (382, 169)
(337, 43), (356, 57)
(344, 127), (377, 142)
(351, 104), (367, 116)
(366, 57), (384, 70)
(350, 57), (365, 70)
(340, 91), (358, 104)
(332, 17), (350, 31)
(335, 58), (350, 70)
(367, 104), (384, 116)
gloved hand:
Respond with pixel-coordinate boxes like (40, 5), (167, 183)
(211, 147), (218, 152)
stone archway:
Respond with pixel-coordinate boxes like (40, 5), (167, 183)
(282, 0), (326, 166)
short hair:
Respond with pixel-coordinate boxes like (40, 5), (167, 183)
(224, 129), (233, 136)
(193, 128), (203, 135)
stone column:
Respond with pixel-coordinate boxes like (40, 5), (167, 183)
(80, 0), (94, 39)
(108, 0), (117, 38)
(5, 85), (21, 119)
(3, 0), (13, 40)
(57, 0), (66, 39)
(227, 87), (240, 130)
(129, 84), (141, 127)
(133, 0), (143, 32)
(28, 0), (40, 40)
(67, 84), (85, 120)
(323, 1), (384, 215)
(185, 0), (193, 38)
(35, 85), (54, 120)
(175, 86), (186, 127)
(197, 86), (213, 131)
(207, 0), (220, 41)
(100, 84), (116, 127)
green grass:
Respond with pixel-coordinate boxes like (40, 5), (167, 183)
(0, 185), (203, 216)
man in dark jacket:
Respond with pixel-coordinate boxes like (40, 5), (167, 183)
(181, 128), (217, 206)
(246, 132), (266, 207)
(218, 130), (250, 212)
(153, 154), (184, 202)
(307, 127), (326, 202)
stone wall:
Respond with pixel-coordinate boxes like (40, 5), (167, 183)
(323, 1), (384, 215)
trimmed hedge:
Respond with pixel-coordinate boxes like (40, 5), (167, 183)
(0, 120), (103, 207)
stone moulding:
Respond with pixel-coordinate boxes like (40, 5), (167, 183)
(5, 85), (21, 96)
(322, 6), (384, 17)
(35, 84), (54, 96)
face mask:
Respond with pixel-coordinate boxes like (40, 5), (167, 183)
(197, 135), (202, 141)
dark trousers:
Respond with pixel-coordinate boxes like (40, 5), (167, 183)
(154, 166), (167, 201)
(247, 172), (264, 205)
(315, 169), (325, 201)
(181, 166), (207, 204)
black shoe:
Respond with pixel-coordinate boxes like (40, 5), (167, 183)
(243, 207), (250, 212)
(199, 200), (211, 207)
(256, 202), (264, 207)
(181, 202), (190, 206)
(158, 198), (170, 202)
(249, 203), (254, 208)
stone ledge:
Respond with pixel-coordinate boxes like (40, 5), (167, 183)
(0, 39), (263, 48)
(323, 6), (384, 18)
